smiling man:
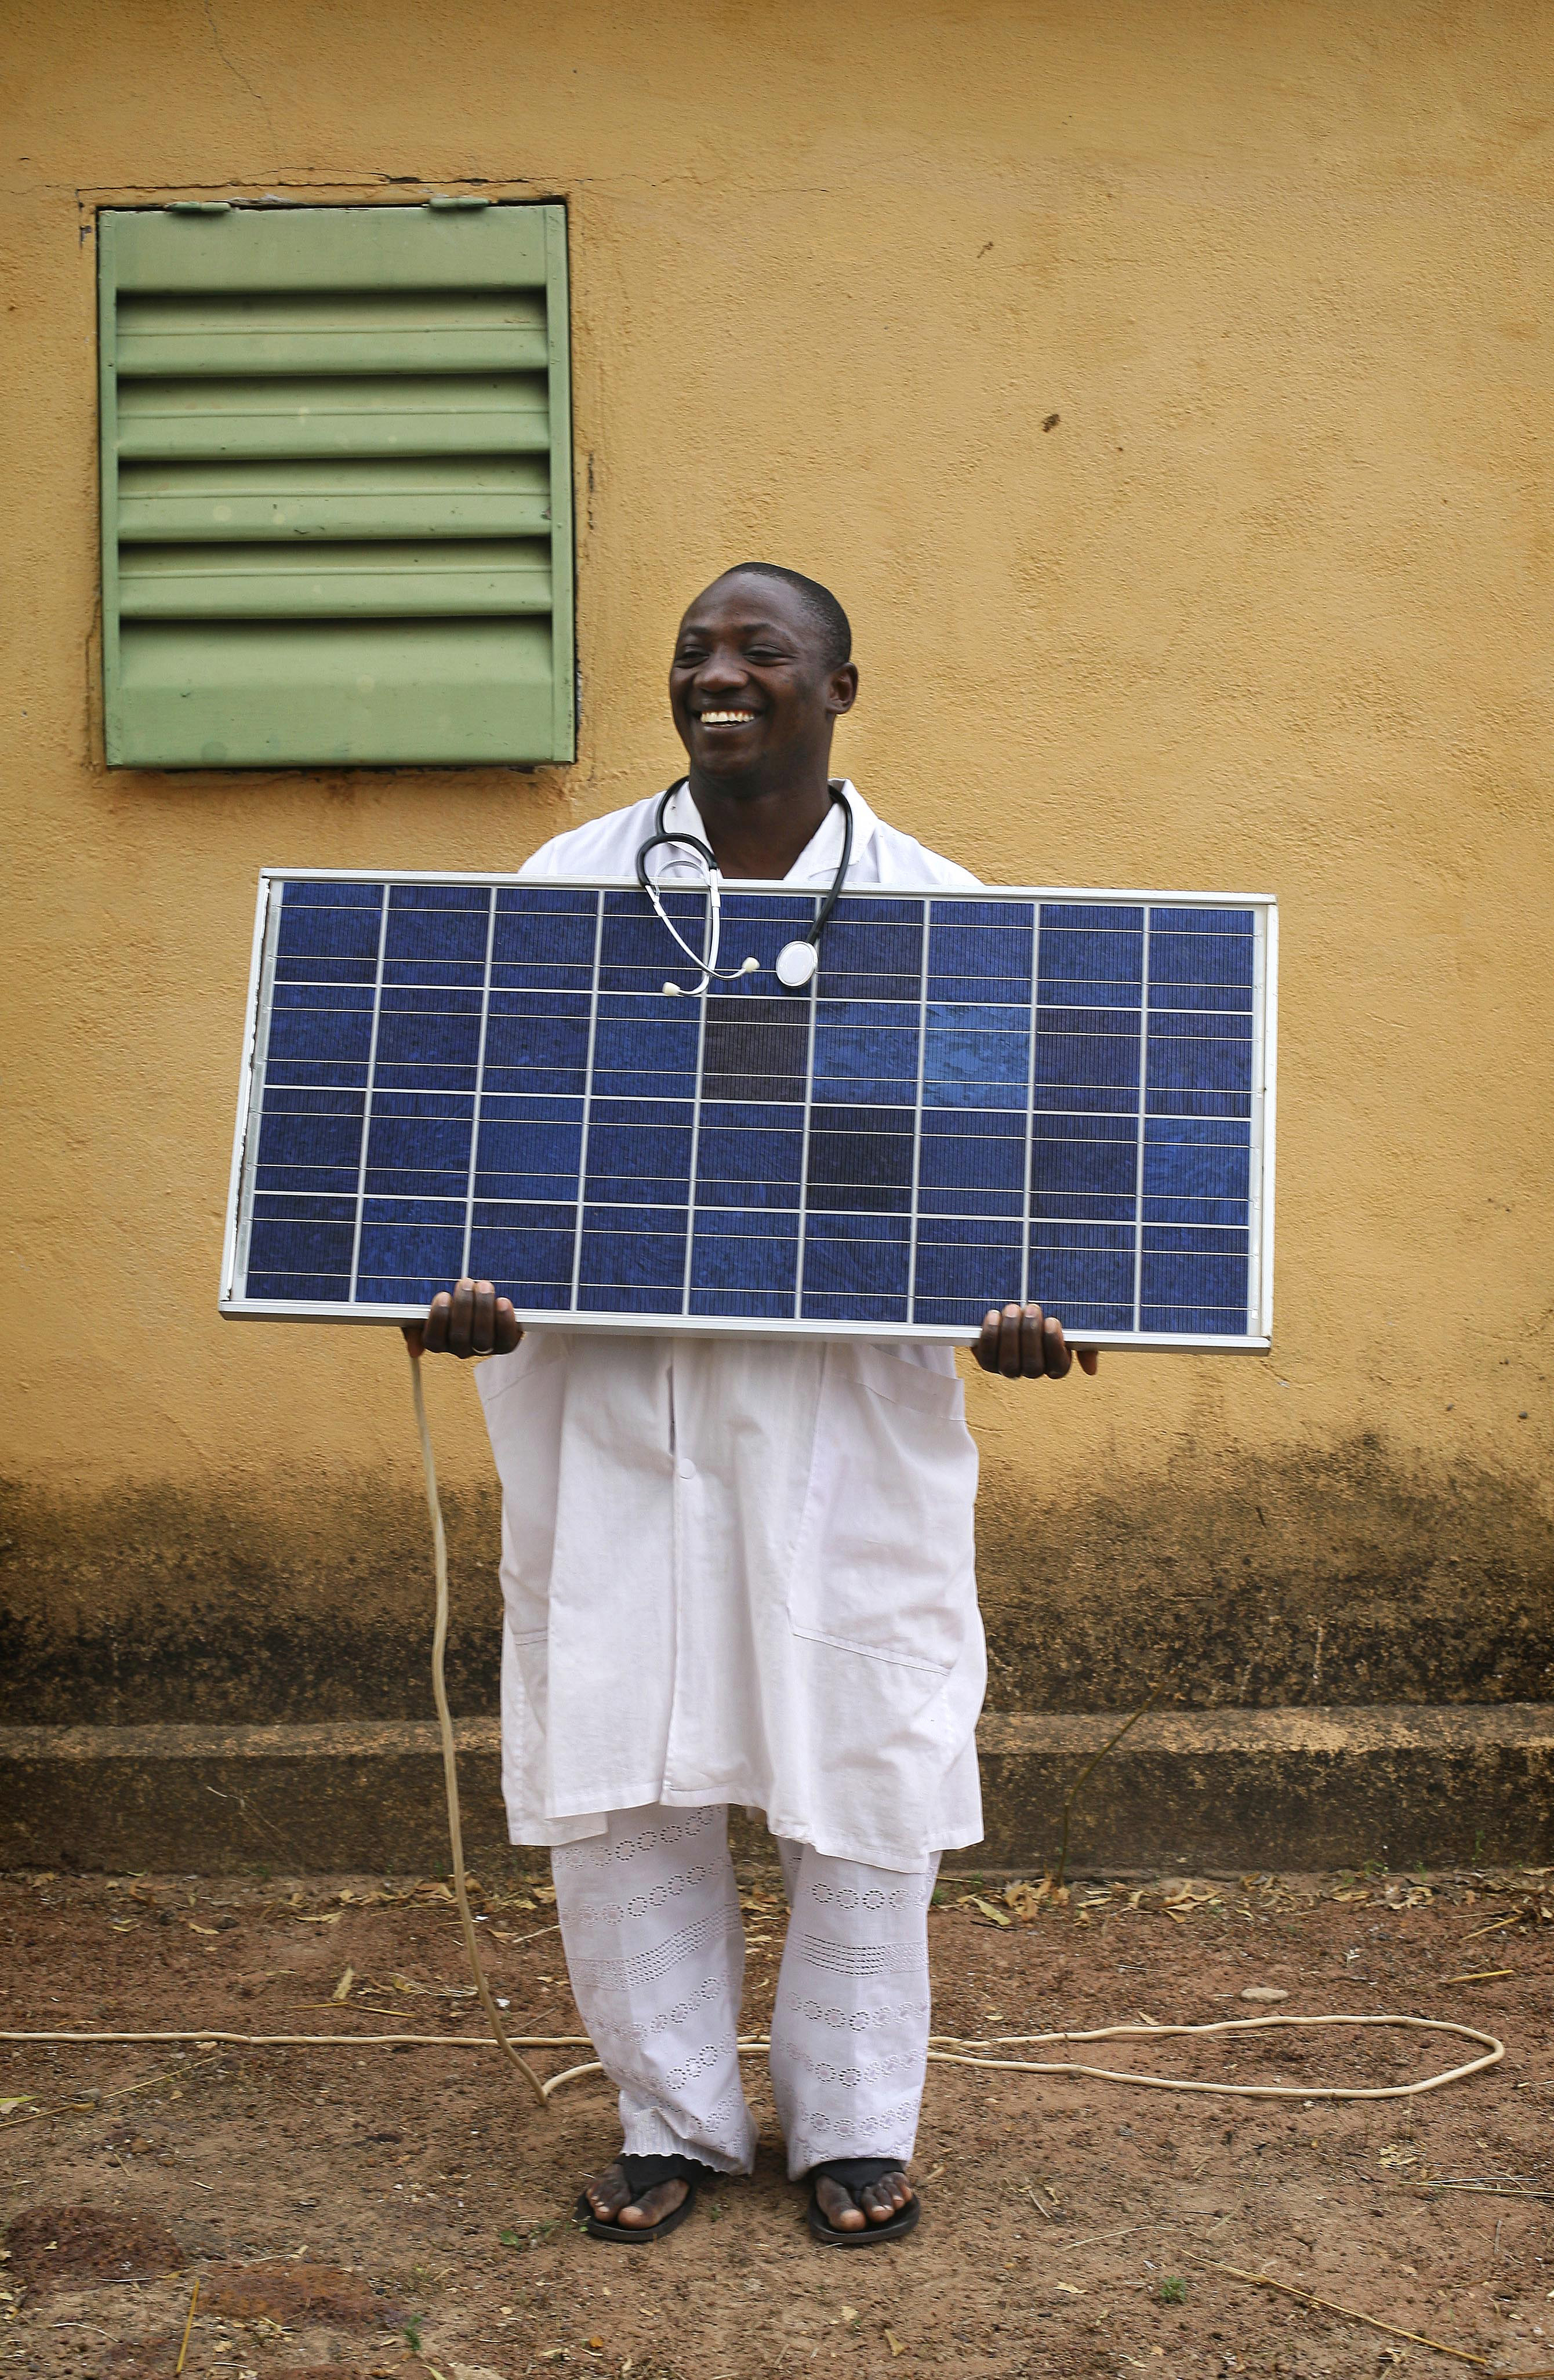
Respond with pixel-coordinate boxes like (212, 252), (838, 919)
(411, 564), (1098, 2247)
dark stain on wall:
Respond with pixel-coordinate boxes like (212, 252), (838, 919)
(2, 1435), (1550, 1728)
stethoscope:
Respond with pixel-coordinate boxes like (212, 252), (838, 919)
(634, 779), (854, 996)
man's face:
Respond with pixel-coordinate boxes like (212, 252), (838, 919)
(668, 574), (856, 790)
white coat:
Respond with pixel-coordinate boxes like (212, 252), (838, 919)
(477, 780), (989, 1872)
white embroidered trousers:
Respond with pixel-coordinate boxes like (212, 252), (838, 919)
(550, 1804), (938, 2181)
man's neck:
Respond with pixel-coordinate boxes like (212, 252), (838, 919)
(685, 767), (837, 880)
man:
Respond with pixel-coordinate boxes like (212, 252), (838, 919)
(410, 564), (1098, 2245)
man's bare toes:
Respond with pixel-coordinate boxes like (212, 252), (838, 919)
(585, 2163), (631, 2221)
(864, 2176), (913, 2222)
(616, 2178), (687, 2229)
(815, 2176), (867, 2231)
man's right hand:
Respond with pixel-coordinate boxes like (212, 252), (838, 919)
(402, 1277), (522, 1360)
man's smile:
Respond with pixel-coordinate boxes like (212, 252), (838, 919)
(695, 708), (759, 726)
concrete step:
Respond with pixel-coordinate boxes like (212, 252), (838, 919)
(3, 1703), (1549, 1874)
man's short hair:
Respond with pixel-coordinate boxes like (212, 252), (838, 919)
(714, 562), (852, 673)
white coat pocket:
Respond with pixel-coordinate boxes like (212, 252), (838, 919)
(785, 1344), (979, 1677)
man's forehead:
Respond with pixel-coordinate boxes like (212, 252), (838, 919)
(676, 577), (814, 642)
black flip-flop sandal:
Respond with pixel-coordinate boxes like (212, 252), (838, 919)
(575, 2152), (717, 2244)
(807, 2157), (921, 2247)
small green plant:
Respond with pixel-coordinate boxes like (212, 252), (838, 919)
(1159, 2277), (1188, 2305)
(500, 2218), (558, 2251)
(403, 2314), (424, 2352)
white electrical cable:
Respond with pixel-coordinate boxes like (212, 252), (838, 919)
(0, 2018), (1505, 2108)
(0, 1373), (1507, 2126)
(409, 1347), (547, 2109)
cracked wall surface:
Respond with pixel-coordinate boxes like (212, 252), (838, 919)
(1, 0), (1550, 1798)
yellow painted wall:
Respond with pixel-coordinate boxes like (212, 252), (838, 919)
(3, 0), (1550, 1724)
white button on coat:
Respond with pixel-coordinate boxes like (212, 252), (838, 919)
(477, 782), (989, 1872)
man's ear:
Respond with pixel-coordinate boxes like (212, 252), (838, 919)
(828, 662), (859, 717)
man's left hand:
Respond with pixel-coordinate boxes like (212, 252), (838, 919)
(974, 1301), (1100, 1380)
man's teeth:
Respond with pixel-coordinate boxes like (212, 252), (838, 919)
(699, 710), (756, 724)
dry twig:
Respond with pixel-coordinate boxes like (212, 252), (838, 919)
(1206, 2260), (1490, 2368)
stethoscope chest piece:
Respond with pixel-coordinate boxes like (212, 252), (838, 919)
(774, 939), (819, 990)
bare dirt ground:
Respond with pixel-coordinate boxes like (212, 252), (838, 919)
(1, 1862), (1551, 2380)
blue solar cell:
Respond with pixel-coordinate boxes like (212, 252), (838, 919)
(247, 1218), (355, 1276)
(579, 1221), (688, 1289)
(252, 1191), (357, 1222)
(1138, 1306), (1247, 1335)
(1143, 1199), (1249, 1230)
(1141, 1252), (1249, 1309)
(235, 875), (1270, 1341)
(1043, 903), (1144, 933)
(1032, 1300), (1135, 1332)
(386, 910), (490, 967)
(913, 1296), (1004, 1327)
(381, 959), (487, 990)
(1029, 1135), (1137, 1196)
(691, 1223), (798, 1293)
(358, 1274), (471, 1305)
(357, 1221), (465, 1280)
(926, 926), (1033, 984)
(1029, 1193), (1138, 1225)
(1038, 929), (1143, 987)
(918, 1131), (1025, 1190)
(1146, 1037), (1253, 1095)
(471, 1198), (576, 1231)
(801, 1289), (909, 1324)
(1030, 1222), (1135, 1249)
(1142, 1139), (1250, 1199)
(1028, 1252), (1136, 1306)
(1032, 1030), (1143, 1093)
(374, 1011), (482, 1071)
(1148, 931), (1255, 987)
(913, 1244), (1022, 1306)
(695, 1120), (805, 1201)
(362, 1194), (464, 1227)
(365, 1114), (471, 1171)
(266, 1008), (373, 1066)
(256, 1110), (362, 1175)
(282, 880), (382, 907)
(1149, 907), (1254, 936)
(274, 951), (378, 984)
(1148, 983), (1254, 1015)
(691, 1288), (800, 1318)
(1143, 1224), (1251, 1254)
(467, 1227), (575, 1295)
(1146, 1089), (1252, 1120)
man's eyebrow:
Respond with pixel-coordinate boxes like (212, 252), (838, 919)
(674, 617), (800, 643)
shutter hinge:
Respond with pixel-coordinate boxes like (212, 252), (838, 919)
(165, 200), (233, 215)
(424, 194), (490, 210)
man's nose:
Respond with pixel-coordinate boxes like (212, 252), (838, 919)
(694, 649), (749, 693)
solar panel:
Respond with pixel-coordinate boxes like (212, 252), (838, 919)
(220, 873), (1276, 1347)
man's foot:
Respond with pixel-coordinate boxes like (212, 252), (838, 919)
(574, 2152), (715, 2243)
(584, 2160), (689, 2230)
(812, 2168), (914, 2230)
(807, 2159), (920, 2246)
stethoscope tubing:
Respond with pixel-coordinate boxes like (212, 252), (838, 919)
(634, 779), (854, 995)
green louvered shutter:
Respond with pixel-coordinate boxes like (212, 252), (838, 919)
(98, 202), (574, 767)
